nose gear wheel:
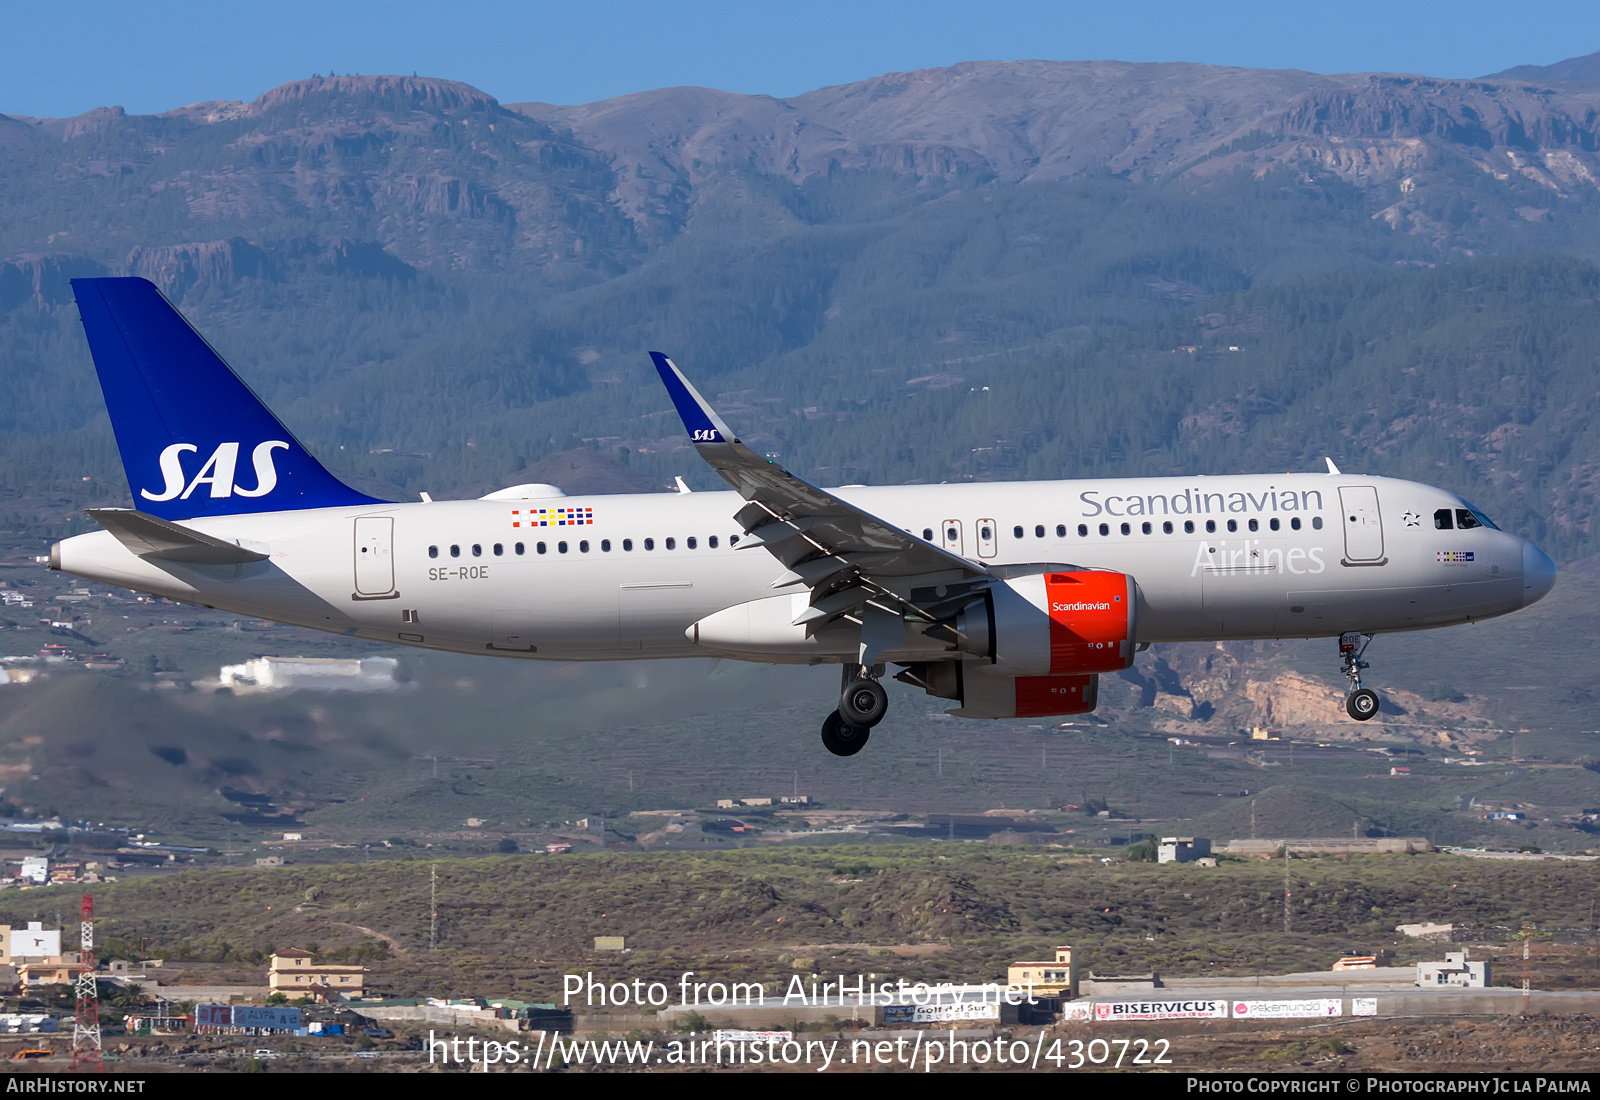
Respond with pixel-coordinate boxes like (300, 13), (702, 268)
(1338, 632), (1379, 721)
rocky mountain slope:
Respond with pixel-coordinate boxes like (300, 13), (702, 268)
(8, 57), (1600, 299)
(513, 59), (1600, 247)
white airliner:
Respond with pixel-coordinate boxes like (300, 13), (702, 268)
(51, 278), (1557, 755)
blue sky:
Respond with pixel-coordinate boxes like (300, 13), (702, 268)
(3, 0), (1597, 118)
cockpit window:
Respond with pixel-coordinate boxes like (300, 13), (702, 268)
(1455, 505), (1499, 531)
(1434, 508), (1453, 530)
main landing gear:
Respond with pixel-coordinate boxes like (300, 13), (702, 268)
(1339, 631), (1380, 721)
(820, 663), (888, 756)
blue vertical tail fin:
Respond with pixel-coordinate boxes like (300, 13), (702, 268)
(72, 277), (385, 520)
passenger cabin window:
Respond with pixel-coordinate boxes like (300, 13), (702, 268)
(1269, 518), (1279, 531)
(450, 545), (460, 558)
(580, 540), (590, 552)
(1455, 509), (1481, 530)
(1290, 518), (1301, 531)
(1248, 518), (1258, 532)
(537, 542), (547, 554)
(515, 542), (525, 554)
(1205, 520), (1216, 533)
(687, 536), (697, 549)
(665, 537), (676, 550)
(493, 543), (503, 556)
(1035, 525), (1045, 538)
(601, 539), (611, 551)
(428, 546), (438, 559)
(1013, 526), (1024, 539)
(1163, 521), (1173, 534)
(1120, 522), (1131, 535)
(1078, 524), (1088, 537)
(730, 535), (740, 546)
(1312, 517), (1324, 530)
(1226, 520), (1237, 533)
(558, 541), (568, 553)
(1098, 523), (1109, 536)
(623, 539), (633, 551)
(923, 528), (934, 541)
(1435, 508), (1454, 530)
(1056, 524), (1066, 537)
(644, 538), (655, 550)
(472, 544), (482, 557)
(1141, 522), (1152, 535)
(709, 536), (718, 548)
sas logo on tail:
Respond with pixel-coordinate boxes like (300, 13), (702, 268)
(141, 441), (290, 502)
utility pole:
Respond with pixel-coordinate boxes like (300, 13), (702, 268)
(938, 749), (943, 778)
(1283, 847), (1292, 935)
(1522, 922), (1531, 1014)
(1251, 800), (1257, 840)
(71, 894), (101, 1072)
(430, 864), (438, 952)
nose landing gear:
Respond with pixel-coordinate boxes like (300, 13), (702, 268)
(1339, 632), (1380, 721)
(821, 663), (888, 756)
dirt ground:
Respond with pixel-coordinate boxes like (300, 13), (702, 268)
(2, 1015), (1597, 1072)
(1124, 1015), (1600, 1072)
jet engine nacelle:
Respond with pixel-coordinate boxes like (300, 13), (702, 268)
(953, 570), (1138, 676)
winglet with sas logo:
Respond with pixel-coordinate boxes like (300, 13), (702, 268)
(649, 352), (737, 446)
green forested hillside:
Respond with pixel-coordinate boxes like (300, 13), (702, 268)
(4, 236), (1597, 559)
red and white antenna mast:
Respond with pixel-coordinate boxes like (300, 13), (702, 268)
(70, 893), (102, 1072)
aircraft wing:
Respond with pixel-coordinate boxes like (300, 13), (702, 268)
(650, 352), (989, 629)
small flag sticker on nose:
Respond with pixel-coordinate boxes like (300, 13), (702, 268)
(1436, 551), (1474, 562)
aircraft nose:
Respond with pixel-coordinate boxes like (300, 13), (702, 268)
(1522, 541), (1557, 608)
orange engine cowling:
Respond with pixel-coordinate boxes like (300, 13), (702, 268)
(953, 570), (1138, 677)
(1039, 570), (1138, 675)
(898, 570), (1139, 719)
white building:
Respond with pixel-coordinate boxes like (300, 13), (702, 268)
(1158, 837), (1212, 864)
(1416, 951), (1490, 988)
(18, 858), (47, 885)
(219, 656), (399, 692)
(9, 921), (60, 959)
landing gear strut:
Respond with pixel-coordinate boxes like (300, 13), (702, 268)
(1339, 632), (1380, 721)
(821, 663), (888, 756)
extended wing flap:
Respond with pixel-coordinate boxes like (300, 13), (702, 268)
(87, 508), (270, 565)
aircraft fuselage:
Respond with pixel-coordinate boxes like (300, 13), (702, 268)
(53, 472), (1552, 662)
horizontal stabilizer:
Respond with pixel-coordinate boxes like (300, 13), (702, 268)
(87, 508), (270, 565)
